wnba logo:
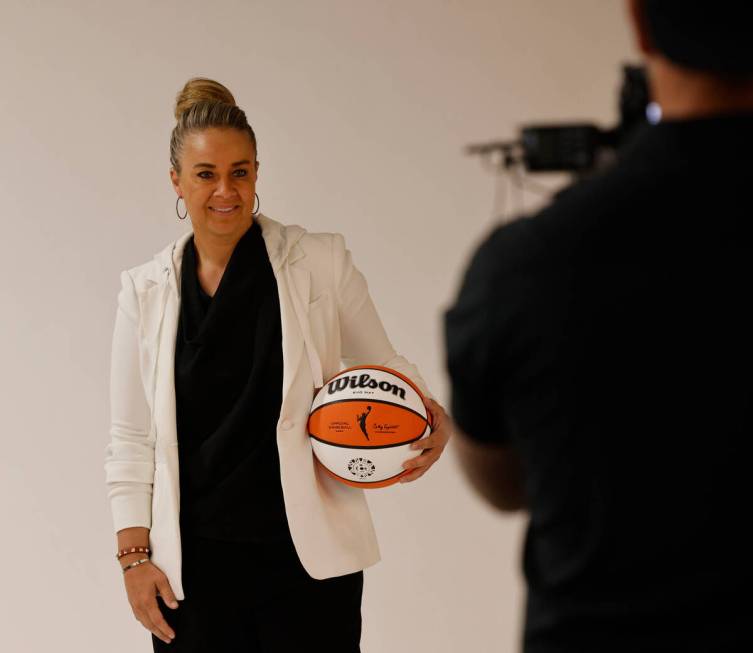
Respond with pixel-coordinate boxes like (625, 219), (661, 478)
(356, 406), (372, 440)
(327, 373), (406, 400)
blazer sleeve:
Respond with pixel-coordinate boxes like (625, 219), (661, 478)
(332, 233), (434, 400)
(104, 270), (155, 533)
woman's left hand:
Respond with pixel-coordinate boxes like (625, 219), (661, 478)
(400, 398), (452, 482)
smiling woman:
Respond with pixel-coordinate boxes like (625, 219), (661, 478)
(103, 76), (452, 652)
(168, 80), (260, 249)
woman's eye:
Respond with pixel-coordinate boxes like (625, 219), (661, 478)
(196, 170), (246, 179)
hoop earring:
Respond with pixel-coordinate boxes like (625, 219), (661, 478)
(252, 193), (260, 217)
(176, 196), (188, 220)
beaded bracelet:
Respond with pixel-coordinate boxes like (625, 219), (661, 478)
(122, 557), (151, 574)
(116, 546), (151, 560)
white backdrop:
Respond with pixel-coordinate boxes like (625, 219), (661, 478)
(0, 1), (635, 651)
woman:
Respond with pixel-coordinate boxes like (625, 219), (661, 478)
(104, 77), (450, 652)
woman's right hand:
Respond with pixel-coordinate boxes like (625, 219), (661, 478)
(123, 558), (179, 645)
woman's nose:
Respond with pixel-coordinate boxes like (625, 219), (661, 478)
(214, 175), (236, 197)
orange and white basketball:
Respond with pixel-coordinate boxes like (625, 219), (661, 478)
(307, 365), (432, 488)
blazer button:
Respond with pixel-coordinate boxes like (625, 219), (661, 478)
(281, 419), (294, 430)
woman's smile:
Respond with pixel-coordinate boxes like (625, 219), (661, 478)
(209, 205), (239, 214)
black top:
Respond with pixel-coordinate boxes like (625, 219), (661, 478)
(445, 113), (753, 652)
(175, 221), (289, 542)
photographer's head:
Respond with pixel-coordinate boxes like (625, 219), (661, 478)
(627, 0), (753, 120)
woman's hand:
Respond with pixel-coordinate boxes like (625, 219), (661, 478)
(400, 398), (452, 482)
(123, 558), (179, 645)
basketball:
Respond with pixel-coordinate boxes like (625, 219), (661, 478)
(307, 365), (433, 488)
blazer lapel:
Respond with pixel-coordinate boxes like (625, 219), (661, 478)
(278, 263), (309, 400)
(146, 231), (190, 447)
(258, 213), (323, 394)
(288, 263), (311, 310)
(153, 288), (180, 447)
(137, 281), (168, 407)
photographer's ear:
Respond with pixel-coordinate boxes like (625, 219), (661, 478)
(626, 0), (657, 56)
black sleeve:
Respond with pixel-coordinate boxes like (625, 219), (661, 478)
(444, 220), (538, 445)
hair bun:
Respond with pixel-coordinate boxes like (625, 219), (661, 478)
(174, 77), (236, 120)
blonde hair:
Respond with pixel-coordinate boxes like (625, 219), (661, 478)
(169, 77), (258, 174)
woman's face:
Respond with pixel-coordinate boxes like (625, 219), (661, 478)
(170, 127), (259, 240)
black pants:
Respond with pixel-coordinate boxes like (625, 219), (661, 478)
(151, 534), (363, 652)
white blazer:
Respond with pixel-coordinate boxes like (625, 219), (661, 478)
(105, 213), (431, 600)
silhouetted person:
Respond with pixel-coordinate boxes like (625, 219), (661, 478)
(357, 406), (372, 440)
(445, 2), (753, 651)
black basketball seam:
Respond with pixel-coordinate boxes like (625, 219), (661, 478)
(324, 467), (407, 485)
(308, 431), (428, 449)
(309, 398), (430, 424)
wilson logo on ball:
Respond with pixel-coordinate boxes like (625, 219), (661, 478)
(327, 373), (407, 400)
(308, 365), (432, 489)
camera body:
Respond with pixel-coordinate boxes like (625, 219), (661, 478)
(521, 65), (649, 174)
(521, 124), (604, 173)
(468, 65), (651, 176)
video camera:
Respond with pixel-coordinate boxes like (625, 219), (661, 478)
(467, 65), (652, 176)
